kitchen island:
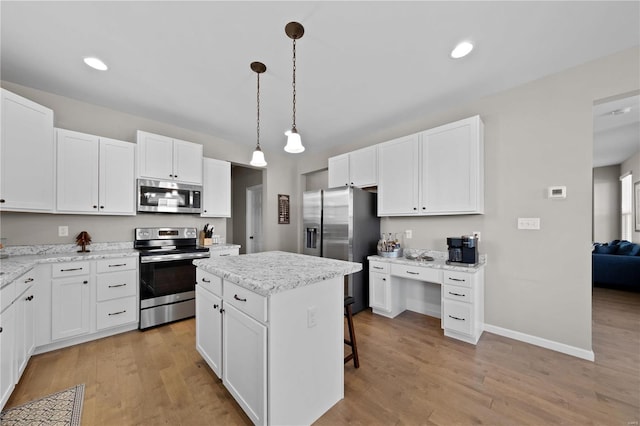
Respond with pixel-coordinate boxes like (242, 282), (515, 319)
(193, 251), (362, 426)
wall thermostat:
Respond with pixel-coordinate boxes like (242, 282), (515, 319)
(548, 186), (567, 199)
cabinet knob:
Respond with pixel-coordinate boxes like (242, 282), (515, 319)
(351, 182), (354, 185)
(83, 280), (88, 284)
(93, 205), (97, 209)
(100, 206), (104, 209)
(382, 278), (386, 281)
(220, 308), (225, 314)
(174, 175), (178, 178)
(204, 210), (207, 213)
(0, 199), (5, 203)
(213, 304), (219, 309)
(413, 207), (417, 211)
(0, 327), (2, 333)
(169, 174), (174, 178)
(422, 207), (426, 210)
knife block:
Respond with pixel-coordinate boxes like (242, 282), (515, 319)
(199, 231), (212, 247)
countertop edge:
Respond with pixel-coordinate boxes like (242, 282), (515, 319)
(367, 255), (485, 272)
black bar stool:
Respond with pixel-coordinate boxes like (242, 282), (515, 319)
(344, 296), (360, 368)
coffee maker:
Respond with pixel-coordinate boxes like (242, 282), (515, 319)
(446, 235), (478, 266)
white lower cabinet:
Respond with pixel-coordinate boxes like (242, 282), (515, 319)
(195, 285), (223, 377)
(223, 303), (267, 425)
(51, 273), (91, 341)
(0, 299), (16, 409)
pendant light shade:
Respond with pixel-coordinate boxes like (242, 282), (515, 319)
(284, 21), (305, 154)
(249, 61), (267, 167)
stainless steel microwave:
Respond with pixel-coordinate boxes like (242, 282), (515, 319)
(137, 179), (202, 214)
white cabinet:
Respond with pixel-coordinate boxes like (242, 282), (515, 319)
(56, 128), (135, 215)
(137, 131), (203, 184)
(0, 296), (15, 409)
(196, 284), (223, 377)
(369, 261), (390, 311)
(209, 247), (240, 257)
(202, 158), (231, 217)
(95, 258), (138, 331)
(15, 277), (35, 378)
(328, 145), (377, 188)
(51, 262), (91, 341)
(223, 303), (267, 425)
(378, 116), (484, 216)
(442, 270), (484, 344)
(0, 88), (54, 212)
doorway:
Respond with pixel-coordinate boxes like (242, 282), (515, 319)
(246, 184), (263, 254)
(231, 165), (263, 254)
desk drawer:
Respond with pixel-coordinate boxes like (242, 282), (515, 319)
(391, 264), (441, 283)
(369, 261), (389, 274)
(443, 284), (472, 303)
(443, 271), (476, 288)
(224, 281), (267, 323)
(443, 299), (473, 335)
(197, 269), (222, 296)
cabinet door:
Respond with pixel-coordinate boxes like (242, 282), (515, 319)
(377, 134), (420, 216)
(0, 89), (54, 212)
(223, 303), (267, 426)
(51, 276), (91, 341)
(196, 286), (223, 378)
(369, 271), (390, 311)
(33, 265), (52, 347)
(349, 145), (377, 187)
(56, 129), (99, 213)
(328, 154), (350, 188)
(99, 138), (136, 215)
(173, 139), (203, 184)
(202, 158), (230, 217)
(15, 284), (35, 378)
(136, 131), (174, 180)
(420, 116), (482, 214)
(0, 304), (16, 409)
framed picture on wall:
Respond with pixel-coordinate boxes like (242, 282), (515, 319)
(278, 194), (290, 224)
(635, 181), (640, 231)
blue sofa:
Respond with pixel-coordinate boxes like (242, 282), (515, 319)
(592, 240), (640, 291)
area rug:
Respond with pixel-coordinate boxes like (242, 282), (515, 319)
(0, 384), (84, 425)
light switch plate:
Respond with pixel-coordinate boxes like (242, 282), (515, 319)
(58, 226), (69, 237)
(307, 306), (317, 328)
(517, 218), (540, 230)
(405, 230), (412, 239)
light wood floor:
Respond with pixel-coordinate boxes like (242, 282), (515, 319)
(6, 287), (640, 425)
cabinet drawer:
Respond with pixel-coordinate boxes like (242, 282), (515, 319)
(1, 282), (15, 312)
(197, 269), (222, 296)
(224, 281), (267, 323)
(96, 257), (137, 273)
(52, 261), (90, 278)
(391, 264), (441, 283)
(443, 300), (473, 335)
(443, 284), (472, 303)
(96, 270), (137, 301)
(369, 261), (389, 274)
(210, 248), (239, 257)
(443, 270), (476, 288)
(96, 296), (137, 330)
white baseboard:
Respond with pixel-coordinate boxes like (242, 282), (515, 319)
(483, 323), (595, 362)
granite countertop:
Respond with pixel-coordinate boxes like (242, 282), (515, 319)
(193, 251), (362, 297)
(368, 249), (486, 273)
(0, 247), (139, 289)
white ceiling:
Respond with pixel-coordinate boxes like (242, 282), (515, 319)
(1, 1), (639, 161)
(593, 95), (640, 168)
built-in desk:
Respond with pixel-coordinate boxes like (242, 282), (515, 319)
(367, 254), (485, 344)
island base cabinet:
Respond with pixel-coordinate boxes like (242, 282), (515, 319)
(223, 303), (266, 426)
(195, 285), (222, 378)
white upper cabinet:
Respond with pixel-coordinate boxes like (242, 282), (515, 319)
(0, 89), (54, 212)
(137, 131), (203, 184)
(56, 129), (135, 215)
(378, 115), (484, 216)
(202, 158), (231, 218)
(328, 145), (377, 188)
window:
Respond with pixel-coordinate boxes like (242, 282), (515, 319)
(621, 173), (633, 240)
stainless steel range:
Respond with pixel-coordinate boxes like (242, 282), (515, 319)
(135, 227), (209, 329)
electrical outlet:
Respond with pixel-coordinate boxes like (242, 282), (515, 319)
(58, 226), (69, 237)
(307, 306), (317, 328)
(473, 231), (481, 242)
(405, 230), (413, 239)
(517, 218), (541, 230)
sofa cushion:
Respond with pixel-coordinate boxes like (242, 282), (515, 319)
(594, 243), (617, 254)
(617, 241), (638, 255)
(627, 243), (640, 256)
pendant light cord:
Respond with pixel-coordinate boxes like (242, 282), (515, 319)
(256, 71), (261, 148)
(292, 38), (297, 130)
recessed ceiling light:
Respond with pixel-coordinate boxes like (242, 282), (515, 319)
(83, 57), (108, 71)
(608, 107), (632, 116)
(451, 41), (474, 59)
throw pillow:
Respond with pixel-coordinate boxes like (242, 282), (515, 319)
(594, 243), (617, 254)
(628, 244), (640, 256)
(617, 241), (635, 255)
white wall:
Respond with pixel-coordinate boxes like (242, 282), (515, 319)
(621, 150), (640, 243)
(0, 81), (299, 250)
(297, 47), (640, 356)
(593, 166), (621, 243)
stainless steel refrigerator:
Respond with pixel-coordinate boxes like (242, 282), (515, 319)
(303, 186), (380, 313)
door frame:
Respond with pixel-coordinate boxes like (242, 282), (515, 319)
(246, 184), (263, 254)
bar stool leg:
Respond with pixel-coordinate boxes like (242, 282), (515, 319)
(344, 302), (360, 368)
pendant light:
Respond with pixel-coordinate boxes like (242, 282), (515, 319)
(284, 21), (305, 154)
(250, 61), (267, 167)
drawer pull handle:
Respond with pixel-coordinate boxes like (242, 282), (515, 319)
(448, 277), (465, 282)
(108, 263), (127, 267)
(234, 294), (247, 302)
(61, 267), (83, 272)
(448, 314), (465, 321)
(219, 254), (230, 257)
(406, 271), (420, 275)
(108, 283), (127, 288)
(448, 291), (465, 297)
(108, 310), (126, 316)
(201, 278), (211, 283)
(24, 278), (34, 283)
(373, 266), (384, 270)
